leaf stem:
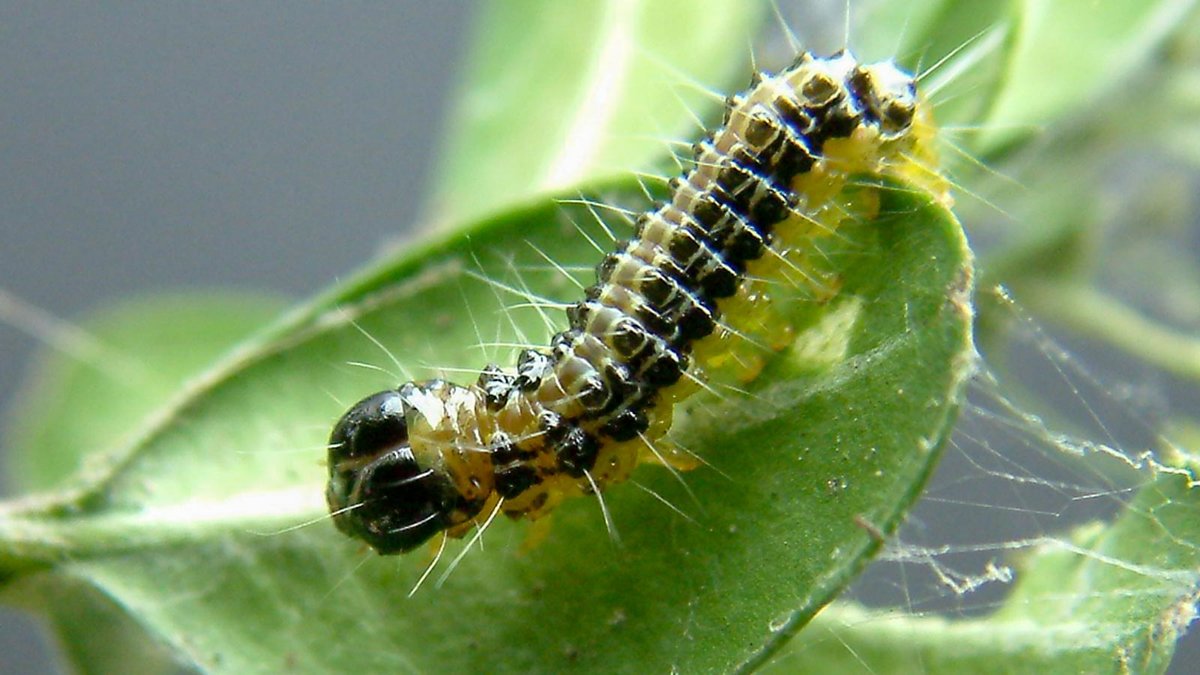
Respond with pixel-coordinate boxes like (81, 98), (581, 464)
(0, 486), (325, 582)
(1020, 282), (1200, 382)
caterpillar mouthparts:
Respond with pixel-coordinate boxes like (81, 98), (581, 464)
(326, 50), (946, 555)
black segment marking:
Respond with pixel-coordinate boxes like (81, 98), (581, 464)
(324, 52), (937, 555)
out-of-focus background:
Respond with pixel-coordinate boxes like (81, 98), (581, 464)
(0, 4), (476, 672)
(3, 2), (1198, 673)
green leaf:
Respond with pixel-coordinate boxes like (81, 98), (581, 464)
(4, 293), (286, 493)
(962, 9), (1200, 381)
(1, 293), (281, 675)
(868, 0), (1014, 135)
(426, 0), (767, 226)
(975, 0), (1200, 155)
(2, 574), (189, 675)
(1158, 8), (1200, 165)
(852, 0), (961, 63)
(762, 443), (1200, 673)
(0, 183), (972, 672)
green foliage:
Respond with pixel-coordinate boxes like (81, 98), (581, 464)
(765, 447), (1200, 673)
(2, 0), (1199, 673)
(0, 187), (971, 673)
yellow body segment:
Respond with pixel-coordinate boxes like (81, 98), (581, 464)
(325, 51), (948, 556)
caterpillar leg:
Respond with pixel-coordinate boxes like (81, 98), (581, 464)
(637, 439), (701, 472)
(323, 53), (946, 563)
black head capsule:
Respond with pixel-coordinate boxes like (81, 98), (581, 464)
(326, 386), (481, 554)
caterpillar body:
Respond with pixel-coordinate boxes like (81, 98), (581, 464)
(325, 50), (947, 555)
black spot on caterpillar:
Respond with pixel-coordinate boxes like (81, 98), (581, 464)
(325, 50), (948, 555)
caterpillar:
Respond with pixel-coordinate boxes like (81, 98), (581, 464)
(325, 50), (948, 555)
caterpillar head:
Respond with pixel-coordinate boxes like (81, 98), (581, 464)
(326, 381), (490, 554)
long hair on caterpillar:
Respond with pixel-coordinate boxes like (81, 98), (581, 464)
(0, 3), (985, 675)
(20, 1), (1200, 674)
(325, 46), (954, 559)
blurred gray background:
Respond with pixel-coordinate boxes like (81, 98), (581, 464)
(0, 3), (476, 672)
